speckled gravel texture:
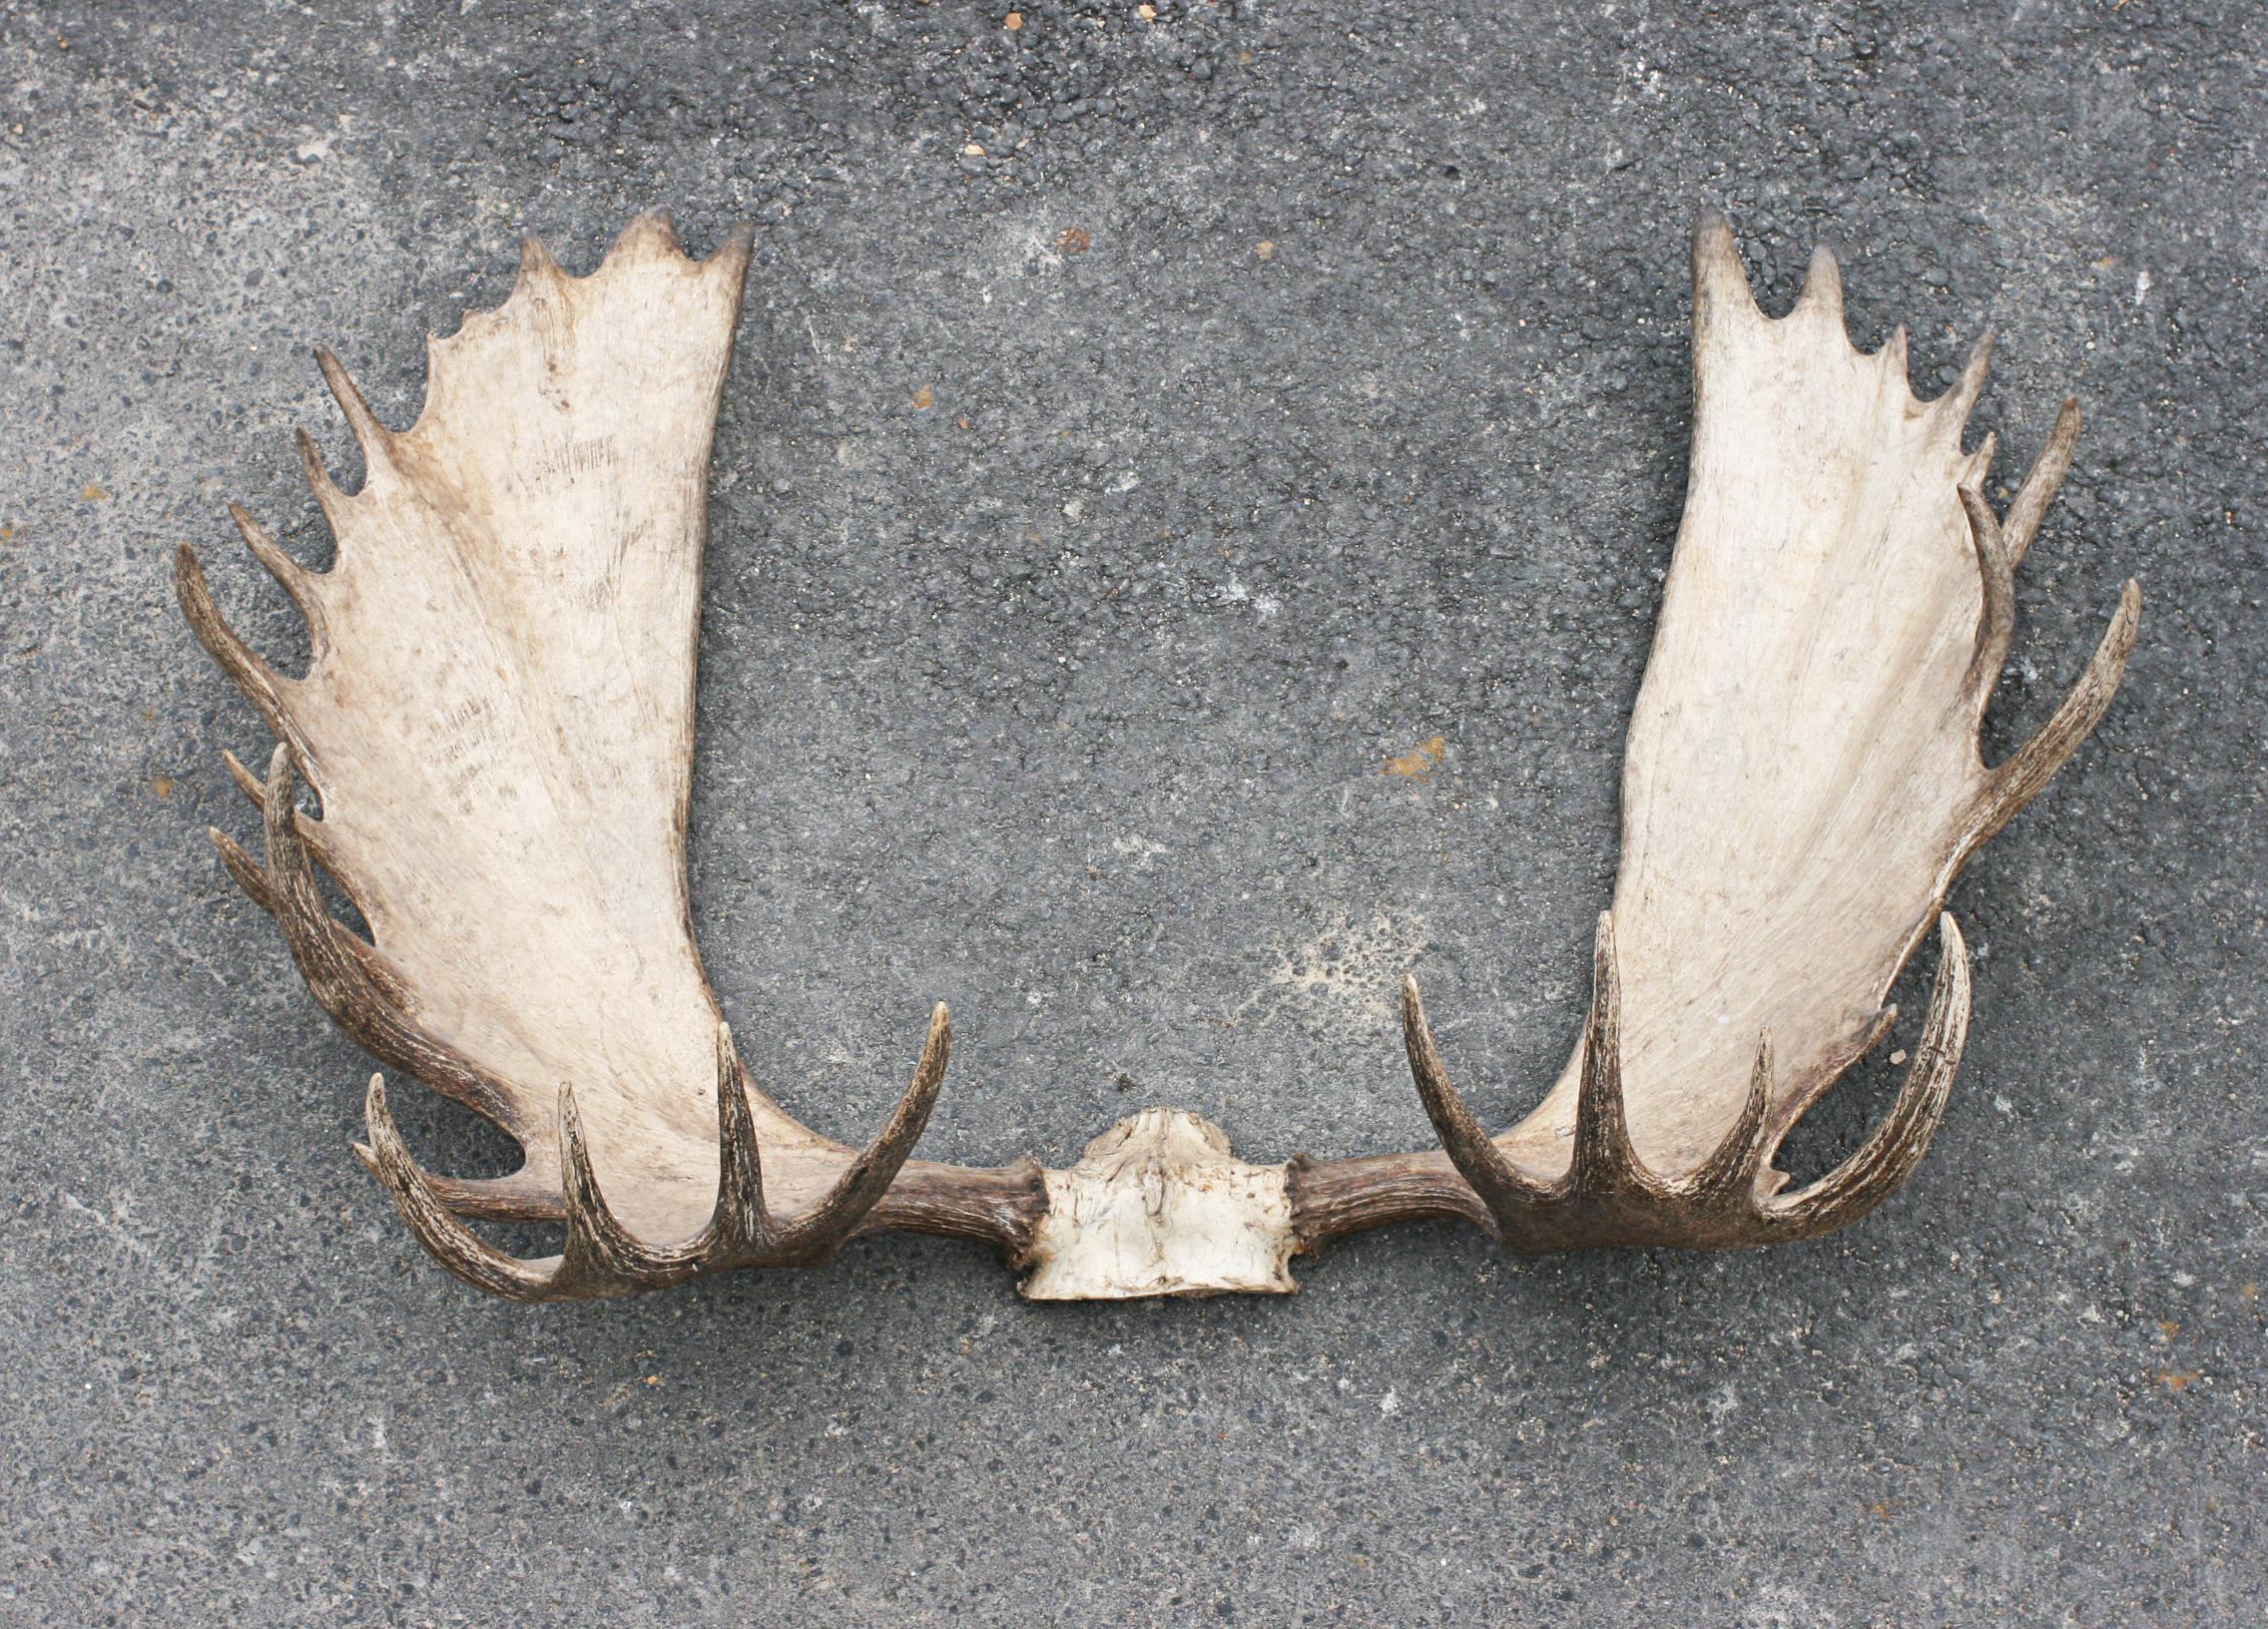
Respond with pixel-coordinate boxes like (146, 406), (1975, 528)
(1, 1), (2261, 1623)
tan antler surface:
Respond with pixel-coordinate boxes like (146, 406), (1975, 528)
(178, 216), (1024, 1299)
(1301, 215), (2138, 1253)
(1498, 218), (2139, 1179)
(183, 213), (2136, 1302)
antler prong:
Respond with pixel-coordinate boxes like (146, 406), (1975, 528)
(356, 1074), (557, 1301)
(767, 1003), (951, 1262)
(1400, 973), (1553, 1232)
(221, 745), (345, 880)
(1794, 241), (1843, 322)
(208, 824), (272, 909)
(312, 346), (396, 471)
(705, 1021), (771, 1255)
(2003, 397), (2081, 566)
(1962, 430), (1998, 495)
(221, 745), (265, 803)
(1763, 914), (1971, 1239)
(226, 501), (324, 643)
(259, 745), (372, 999)
(293, 427), (352, 527)
(612, 208), (686, 261)
(515, 233), (563, 289)
(175, 542), (302, 758)
(1960, 485), (2018, 707)
(1689, 1029), (1777, 1203)
(1882, 323), (1910, 377)
(1971, 577), (2142, 847)
(1691, 210), (1760, 320)
(555, 1084), (674, 1288)
(1942, 328), (1994, 425)
(1568, 911), (1672, 1199)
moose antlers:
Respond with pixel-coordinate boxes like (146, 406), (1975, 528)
(179, 212), (2137, 1302)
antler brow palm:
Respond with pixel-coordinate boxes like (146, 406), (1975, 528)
(179, 212), (2138, 1302)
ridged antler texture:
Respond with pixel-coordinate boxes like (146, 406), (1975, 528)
(184, 213), (2136, 1303)
(1309, 216), (2138, 1252)
(179, 217), (1025, 1301)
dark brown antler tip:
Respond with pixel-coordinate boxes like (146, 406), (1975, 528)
(226, 501), (321, 632)
(175, 541), (296, 749)
(1690, 1029), (1777, 1204)
(555, 1083), (668, 1288)
(706, 1022), (770, 1255)
(1569, 910), (1664, 1198)
(1763, 914), (1971, 1240)
(1399, 972), (1551, 1233)
(208, 825), (272, 911)
(1959, 484), (2017, 708)
(1974, 578), (2141, 846)
(2003, 397), (2082, 567)
(360, 1073), (555, 1302)
(769, 1004), (952, 1262)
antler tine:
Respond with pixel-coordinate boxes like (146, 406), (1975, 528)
(208, 825), (274, 911)
(1400, 974), (1553, 1233)
(219, 746), (355, 903)
(1688, 1029), (1778, 1203)
(704, 1021), (771, 1256)
(766, 1003), (952, 1263)
(355, 1075), (557, 1301)
(292, 427), (352, 528)
(257, 745), (369, 1012)
(1763, 914), (1972, 1240)
(222, 745), (267, 804)
(1692, 209), (1759, 319)
(1882, 323), (1910, 380)
(255, 744), (521, 1134)
(1970, 578), (2142, 849)
(312, 347), (397, 474)
(2003, 397), (2081, 567)
(1942, 328), (1994, 426)
(1567, 911), (1671, 1199)
(175, 542), (305, 762)
(227, 502), (325, 647)
(1794, 241), (1843, 322)
(1960, 486), (2018, 710)
(554, 1085), (679, 1291)
(515, 232), (563, 286)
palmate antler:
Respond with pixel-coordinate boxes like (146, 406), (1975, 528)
(181, 212), (2136, 1303)
(178, 218), (1039, 1301)
(1294, 217), (2139, 1258)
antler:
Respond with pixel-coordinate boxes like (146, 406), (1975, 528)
(183, 212), (2134, 1303)
(1382, 909), (1968, 1250)
(180, 215), (1042, 1301)
(1293, 215), (2136, 1256)
(355, 1012), (949, 1301)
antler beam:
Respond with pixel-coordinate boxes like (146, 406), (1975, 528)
(182, 212), (2136, 1302)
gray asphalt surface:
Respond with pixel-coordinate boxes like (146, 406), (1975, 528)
(2, 2), (2262, 1623)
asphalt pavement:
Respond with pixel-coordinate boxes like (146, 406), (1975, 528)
(1, 2), (2260, 1623)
